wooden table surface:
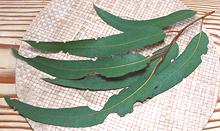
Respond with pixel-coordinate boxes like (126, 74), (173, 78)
(0, 0), (219, 130)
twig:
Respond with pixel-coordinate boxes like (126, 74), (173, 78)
(153, 10), (215, 72)
(164, 11), (214, 56)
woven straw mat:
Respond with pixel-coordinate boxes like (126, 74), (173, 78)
(15, 0), (220, 130)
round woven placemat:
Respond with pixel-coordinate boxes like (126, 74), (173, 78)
(15, 0), (220, 130)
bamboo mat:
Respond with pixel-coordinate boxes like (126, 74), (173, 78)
(0, 0), (220, 130)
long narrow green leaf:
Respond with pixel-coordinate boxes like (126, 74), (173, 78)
(153, 31), (209, 96)
(4, 60), (158, 127)
(25, 27), (165, 57)
(42, 72), (144, 90)
(5, 32), (208, 127)
(43, 43), (179, 90)
(4, 96), (102, 127)
(12, 50), (152, 79)
(94, 5), (196, 32)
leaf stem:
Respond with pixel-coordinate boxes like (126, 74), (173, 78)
(200, 18), (204, 31)
(154, 10), (215, 72)
(164, 11), (214, 56)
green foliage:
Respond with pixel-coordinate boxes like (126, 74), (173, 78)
(25, 27), (165, 57)
(42, 72), (144, 90)
(5, 6), (209, 128)
(13, 50), (153, 79)
(94, 5), (196, 32)
(153, 32), (209, 96)
(42, 43), (179, 90)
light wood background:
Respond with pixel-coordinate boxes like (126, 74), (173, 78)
(0, 0), (219, 130)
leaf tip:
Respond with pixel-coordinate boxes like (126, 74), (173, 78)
(4, 96), (10, 101)
(4, 96), (13, 107)
(189, 9), (197, 15)
(93, 3), (100, 12)
(11, 48), (26, 60)
(24, 40), (37, 47)
(11, 48), (19, 57)
(41, 78), (52, 82)
(92, 3), (97, 8)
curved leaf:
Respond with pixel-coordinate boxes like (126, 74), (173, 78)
(25, 27), (165, 57)
(4, 60), (158, 127)
(4, 96), (102, 127)
(12, 50), (152, 79)
(153, 31), (209, 96)
(94, 5), (196, 32)
(43, 43), (179, 90)
(42, 71), (144, 90)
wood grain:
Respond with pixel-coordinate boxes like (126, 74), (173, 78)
(0, 0), (219, 130)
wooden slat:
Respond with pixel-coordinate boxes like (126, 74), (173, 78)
(0, 120), (27, 123)
(0, 126), (32, 130)
(0, 70), (15, 83)
(0, 129), (32, 131)
(0, 116), (26, 122)
(0, 47), (17, 84)
(0, 23), (29, 28)
(204, 126), (220, 130)
(0, 32), (25, 37)
(0, 84), (16, 95)
(0, 25), (30, 30)
(0, 38), (22, 45)
(0, 49), (17, 68)
(0, 44), (19, 49)
(0, 105), (11, 109)
(0, 4), (47, 7)
(0, 94), (17, 99)
(0, 10), (40, 13)
(0, 21), (32, 24)
(0, 9), (44, 13)
(0, 112), (19, 116)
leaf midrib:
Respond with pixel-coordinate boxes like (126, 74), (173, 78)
(19, 63), (155, 121)
(28, 34), (201, 120)
(67, 32), (163, 49)
(152, 10), (195, 26)
(159, 32), (202, 82)
(50, 68), (154, 119)
(19, 33), (201, 123)
(29, 56), (149, 72)
(99, 8), (193, 28)
(69, 32), (203, 119)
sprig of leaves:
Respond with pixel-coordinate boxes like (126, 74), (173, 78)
(153, 32), (209, 96)
(5, 32), (209, 127)
(4, 6), (214, 128)
(3, 48), (170, 127)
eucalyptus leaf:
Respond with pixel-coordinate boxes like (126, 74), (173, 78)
(42, 71), (144, 90)
(43, 43), (179, 90)
(12, 50), (153, 79)
(94, 5), (196, 32)
(153, 31), (209, 96)
(25, 27), (165, 57)
(5, 32), (209, 127)
(4, 60), (158, 127)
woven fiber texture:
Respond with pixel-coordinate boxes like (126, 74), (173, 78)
(15, 0), (220, 130)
